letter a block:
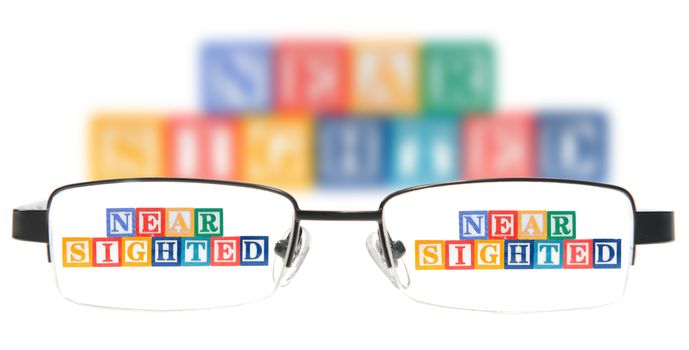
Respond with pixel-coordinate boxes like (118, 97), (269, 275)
(459, 211), (488, 240)
(548, 211), (576, 240)
(107, 208), (136, 237)
(165, 208), (195, 237)
(240, 236), (269, 266)
(415, 240), (445, 270)
(518, 210), (547, 240)
(195, 208), (223, 237)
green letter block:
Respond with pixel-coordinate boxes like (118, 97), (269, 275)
(547, 211), (576, 240)
(195, 208), (223, 236)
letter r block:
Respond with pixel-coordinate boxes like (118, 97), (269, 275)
(415, 240), (445, 270)
(459, 211), (488, 240)
(548, 211), (576, 240)
(195, 208), (223, 237)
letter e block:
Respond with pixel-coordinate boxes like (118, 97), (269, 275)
(488, 210), (517, 240)
(136, 208), (166, 237)
(211, 237), (240, 266)
(564, 240), (593, 269)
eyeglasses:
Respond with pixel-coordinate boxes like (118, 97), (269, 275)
(12, 177), (673, 312)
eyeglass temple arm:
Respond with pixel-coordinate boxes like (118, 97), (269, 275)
(634, 211), (674, 245)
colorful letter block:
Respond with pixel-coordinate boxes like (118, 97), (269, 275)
(274, 41), (349, 113)
(211, 237), (240, 266)
(593, 239), (621, 269)
(62, 238), (92, 267)
(200, 42), (272, 113)
(474, 240), (504, 269)
(459, 211), (488, 240)
(152, 238), (181, 266)
(317, 118), (385, 186)
(538, 110), (608, 182)
(386, 118), (459, 187)
(350, 41), (419, 113)
(92, 238), (122, 267)
(240, 236), (269, 266)
(488, 210), (517, 240)
(106, 208), (136, 237)
(166, 208), (195, 237)
(167, 116), (237, 180)
(563, 239), (593, 269)
(195, 208), (223, 237)
(462, 111), (536, 179)
(504, 240), (534, 269)
(415, 240), (445, 270)
(181, 238), (211, 266)
(89, 113), (166, 180)
(534, 240), (563, 269)
(518, 210), (547, 240)
(422, 41), (495, 114)
(239, 117), (314, 188)
(444, 240), (474, 270)
(121, 237), (151, 267)
(136, 208), (165, 237)
(548, 211), (576, 240)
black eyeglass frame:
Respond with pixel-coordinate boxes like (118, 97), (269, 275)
(13, 177), (675, 269)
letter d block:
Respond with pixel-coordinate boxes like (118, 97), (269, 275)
(211, 237), (240, 266)
(195, 208), (223, 237)
(62, 238), (93, 267)
(240, 236), (269, 266)
(415, 240), (445, 270)
(459, 211), (488, 240)
(593, 239), (621, 269)
(548, 211), (576, 240)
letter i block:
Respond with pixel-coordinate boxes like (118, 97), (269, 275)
(534, 240), (563, 269)
(121, 237), (151, 267)
(240, 236), (269, 266)
(563, 239), (593, 269)
(548, 211), (576, 240)
(317, 118), (386, 187)
(165, 208), (195, 237)
(62, 238), (93, 267)
(107, 208), (136, 237)
(474, 240), (504, 269)
(89, 113), (166, 180)
(181, 238), (211, 266)
(488, 210), (517, 240)
(136, 208), (166, 237)
(350, 41), (419, 113)
(195, 208), (223, 237)
(459, 211), (488, 240)
(200, 42), (272, 113)
(538, 110), (608, 182)
(386, 118), (459, 187)
(504, 240), (534, 269)
(422, 41), (495, 114)
(444, 240), (474, 270)
(274, 40), (349, 113)
(92, 238), (122, 267)
(152, 238), (181, 266)
(167, 116), (238, 180)
(415, 240), (445, 270)
(462, 111), (536, 179)
(593, 239), (621, 269)
(518, 211), (547, 240)
(239, 117), (314, 188)
(211, 237), (240, 266)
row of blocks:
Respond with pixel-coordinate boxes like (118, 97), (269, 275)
(106, 207), (223, 237)
(62, 236), (269, 267)
(90, 110), (607, 188)
(201, 40), (494, 114)
(459, 210), (576, 240)
(415, 239), (622, 270)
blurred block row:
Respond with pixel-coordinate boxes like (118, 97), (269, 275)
(201, 40), (494, 114)
(89, 111), (607, 189)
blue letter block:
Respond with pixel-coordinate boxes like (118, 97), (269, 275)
(317, 118), (386, 187)
(459, 211), (488, 240)
(200, 41), (272, 113)
(106, 208), (136, 237)
(593, 239), (621, 269)
(538, 110), (608, 181)
(534, 240), (562, 269)
(181, 238), (211, 266)
(504, 240), (534, 269)
(152, 238), (181, 266)
(240, 236), (269, 266)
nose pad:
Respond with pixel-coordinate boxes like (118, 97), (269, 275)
(273, 226), (311, 287)
(366, 232), (410, 289)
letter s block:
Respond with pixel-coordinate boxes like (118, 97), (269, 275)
(415, 240), (445, 270)
(62, 238), (93, 267)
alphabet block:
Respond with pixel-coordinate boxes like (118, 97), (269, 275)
(181, 238), (211, 266)
(121, 237), (151, 267)
(136, 208), (166, 237)
(92, 238), (122, 267)
(593, 239), (621, 269)
(415, 240), (445, 270)
(488, 210), (517, 240)
(62, 238), (92, 267)
(444, 240), (474, 270)
(459, 211), (488, 240)
(240, 236), (269, 266)
(534, 240), (563, 269)
(563, 239), (593, 269)
(165, 208), (195, 237)
(474, 240), (503, 269)
(152, 238), (181, 266)
(504, 240), (534, 269)
(211, 236), (240, 266)
(107, 208), (136, 237)
(518, 210), (547, 240)
(548, 211), (576, 240)
(195, 208), (223, 237)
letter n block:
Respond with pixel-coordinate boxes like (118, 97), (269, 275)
(444, 240), (474, 270)
(122, 237), (151, 267)
(92, 238), (122, 267)
(181, 238), (211, 266)
(200, 42), (272, 113)
(593, 239), (621, 269)
(136, 208), (165, 237)
(564, 240), (593, 269)
(422, 41), (495, 114)
(462, 111), (536, 179)
(534, 240), (563, 269)
(107, 208), (136, 237)
(415, 240), (445, 270)
(488, 210), (517, 240)
(274, 40), (348, 113)
(211, 237), (240, 266)
(195, 208), (223, 237)
(317, 118), (386, 187)
(459, 211), (488, 240)
(350, 41), (419, 113)
(239, 117), (314, 188)
(548, 211), (576, 240)
(504, 240), (534, 269)
(240, 236), (269, 266)
(62, 238), (92, 267)
(165, 208), (195, 237)
(152, 238), (181, 266)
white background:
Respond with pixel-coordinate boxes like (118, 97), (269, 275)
(0, 1), (686, 349)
